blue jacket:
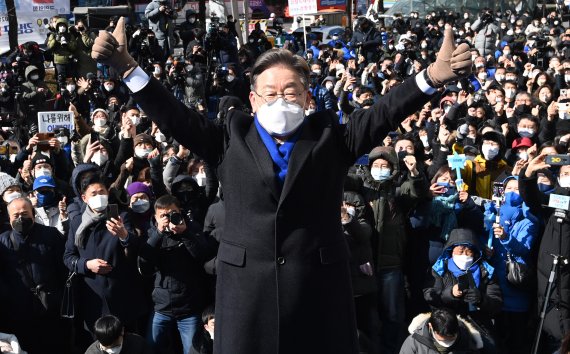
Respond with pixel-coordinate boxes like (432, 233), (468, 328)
(310, 85), (334, 112)
(485, 195), (538, 312)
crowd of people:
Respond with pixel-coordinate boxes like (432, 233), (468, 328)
(0, 2), (568, 354)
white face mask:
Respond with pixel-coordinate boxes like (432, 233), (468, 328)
(104, 84), (114, 92)
(130, 115), (140, 126)
(135, 148), (153, 159)
(370, 167), (391, 181)
(30, 74), (39, 81)
(256, 98), (305, 137)
(478, 72), (488, 81)
(312, 69), (321, 76)
(539, 94), (551, 103)
(517, 152), (528, 161)
(559, 176), (570, 188)
(325, 82), (334, 91)
(131, 199), (150, 213)
(481, 144), (499, 160)
(101, 343), (122, 354)
(66, 84), (76, 92)
(452, 254), (474, 270)
(565, 75), (570, 82)
(94, 118), (107, 127)
(88, 194), (108, 213)
(226, 75), (235, 82)
(91, 151), (109, 166)
(57, 136), (69, 145)
(194, 172), (207, 187)
(518, 128), (535, 138)
(36, 168), (52, 177)
(419, 135), (429, 147)
(346, 206), (356, 217)
(537, 79), (546, 86)
(154, 67), (162, 75)
(155, 132), (167, 142)
(58, 26), (66, 33)
(4, 191), (22, 204)
(505, 89), (516, 99)
(186, 65), (193, 72)
(305, 108), (316, 116)
(432, 330), (457, 348)
(495, 74), (505, 82)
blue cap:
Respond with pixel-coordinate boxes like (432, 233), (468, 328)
(33, 176), (56, 190)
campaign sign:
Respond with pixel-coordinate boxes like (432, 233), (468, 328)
(38, 111), (74, 133)
(549, 194), (570, 211)
(447, 153), (467, 170)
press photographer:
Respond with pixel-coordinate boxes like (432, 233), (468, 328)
(205, 19), (238, 66)
(47, 18), (78, 84)
(129, 27), (163, 72)
(471, 8), (499, 56)
(144, 0), (177, 59)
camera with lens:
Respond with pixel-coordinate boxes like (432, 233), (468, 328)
(168, 211), (184, 225)
(481, 11), (493, 24)
(214, 66), (228, 80)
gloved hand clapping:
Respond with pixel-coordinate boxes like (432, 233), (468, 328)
(91, 17), (138, 78)
(427, 25), (472, 87)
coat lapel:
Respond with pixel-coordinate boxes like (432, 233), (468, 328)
(244, 124), (281, 202)
(279, 122), (317, 205)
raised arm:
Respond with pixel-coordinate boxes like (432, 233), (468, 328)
(91, 17), (225, 165)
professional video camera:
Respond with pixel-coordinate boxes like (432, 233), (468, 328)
(169, 56), (187, 86)
(214, 66), (228, 81)
(528, 34), (555, 69)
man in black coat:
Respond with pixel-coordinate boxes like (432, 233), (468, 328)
(92, 18), (472, 354)
(350, 18), (383, 65)
(0, 197), (67, 354)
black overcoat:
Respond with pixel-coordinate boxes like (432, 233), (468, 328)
(132, 75), (430, 354)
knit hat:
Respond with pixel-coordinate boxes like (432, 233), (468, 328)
(32, 153), (53, 168)
(91, 108), (109, 120)
(0, 172), (18, 196)
(126, 182), (153, 198)
(134, 134), (154, 148)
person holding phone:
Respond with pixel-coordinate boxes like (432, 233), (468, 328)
(63, 177), (146, 345)
(424, 228), (503, 336)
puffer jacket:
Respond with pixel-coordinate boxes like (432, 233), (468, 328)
(424, 228), (503, 329)
(21, 65), (53, 119)
(138, 223), (213, 318)
(399, 313), (484, 354)
(46, 18), (77, 65)
(359, 146), (428, 270)
(470, 20), (499, 56)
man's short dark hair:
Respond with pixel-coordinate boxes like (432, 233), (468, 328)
(202, 304), (215, 324)
(154, 194), (181, 212)
(429, 308), (459, 337)
(250, 49), (310, 90)
(94, 315), (123, 346)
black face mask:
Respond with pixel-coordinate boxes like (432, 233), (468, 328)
(361, 98), (375, 107)
(515, 105), (531, 115)
(398, 150), (411, 161)
(108, 103), (119, 112)
(12, 216), (34, 235)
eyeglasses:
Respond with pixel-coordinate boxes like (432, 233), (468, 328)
(253, 90), (303, 105)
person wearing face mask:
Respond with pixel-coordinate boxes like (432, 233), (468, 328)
(178, 9), (199, 54)
(506, 136), (533, 167)
(424, 228), (503, 335)
(308, 71), (335, 112)
(138, 195), (215, 354)
(76, 109), (117, 161)
(341, 189), (379, 354)
(92, 19), (473, 353)
(71, 19), (98, 79)
(169, 175), (208, 227)
(461, 131), (511, 199)
(0, 197), (68, 354)
(181, 59), (206, 110)
(85, 315), (153, 354)
(63, 178), (146, 346)
(470, 9), (499, 57)
(20, 66), (54, 123)
(321, 76), (338, 109)
(31, 176), (68, 237)
(400, 308), (486, 353)
(519, 156), (570, 351)
(349, 17), (383, 64)
(356, 146), (428, 354)
(0, 173), (23, 234)
(46, 17), (78, 84)
(483, 176), (538, 354)
(20, 153), (74, 199)
(125, 182), (153, 238)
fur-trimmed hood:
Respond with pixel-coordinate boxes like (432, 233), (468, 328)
(407, 313), (484, 350)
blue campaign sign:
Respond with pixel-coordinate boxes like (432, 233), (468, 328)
(447, 154), (467, 169)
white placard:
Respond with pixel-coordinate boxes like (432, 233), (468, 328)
(37, 111), (74, 133)
(288, 0), (317, 16)
(0, 11), (57, 54)
(549, 194), (570, 211)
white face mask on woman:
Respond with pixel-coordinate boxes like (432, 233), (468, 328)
(256, 98), (305, 137)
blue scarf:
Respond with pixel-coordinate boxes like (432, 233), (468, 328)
(447, 256), (482, 288)
(254, 116), (303, 187)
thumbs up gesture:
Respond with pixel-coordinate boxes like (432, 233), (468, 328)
(91, 17), (138, 78)
(427, 25), (472, 87)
